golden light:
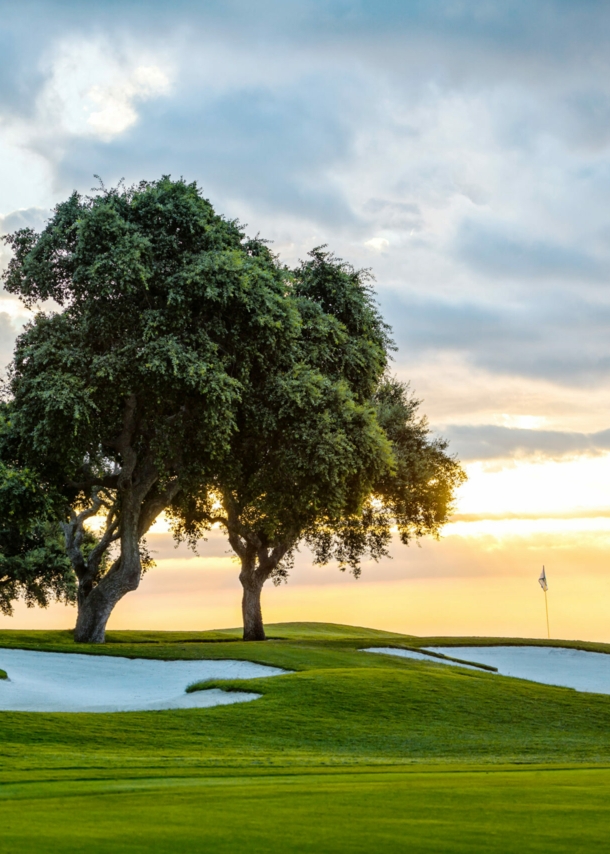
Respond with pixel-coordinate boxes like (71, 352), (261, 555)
(456, 453), (610, 519)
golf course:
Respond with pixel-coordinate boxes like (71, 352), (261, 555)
(1, 622), (609, 852)
(4, 2), (610, 850)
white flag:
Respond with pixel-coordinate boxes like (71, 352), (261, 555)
(538, 566), (548, 592)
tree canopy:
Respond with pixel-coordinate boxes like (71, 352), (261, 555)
(1, 176), (301, 641)
(170, 250), (466, 640)
(1, 178), (465, 643)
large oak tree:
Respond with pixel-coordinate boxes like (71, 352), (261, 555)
(2, 181), (464, 643)
(170, 251), (466, 640)
(1, 177), (301, 642)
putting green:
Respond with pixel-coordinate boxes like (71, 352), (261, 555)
(1, 623), (609, 851)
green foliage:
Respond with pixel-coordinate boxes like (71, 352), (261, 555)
(305, 378), (466, 573)
(170, 246), (396, 556)
(0, 451), (75, 616)
(376, 379), (466, 540)
(2, 177), (294, 486)
(291, 247), (393, 401)
(0, 668), (6, 679)
(170, 250), (465, 638)
(1, 178), (302, 631)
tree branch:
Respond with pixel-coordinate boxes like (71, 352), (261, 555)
(137, 477), (181, 538)
(111, 394), (138, 487)
(256, 537), (295, 580)
(86, 514), (120, 570)
(66, 474), (120, 491)
(61, 493), (105, 580)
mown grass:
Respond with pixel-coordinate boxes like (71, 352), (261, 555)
(1, 766), (609, 854)
(1, 622), (609, 852)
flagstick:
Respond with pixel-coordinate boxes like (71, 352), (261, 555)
(544, 589), (550, 640)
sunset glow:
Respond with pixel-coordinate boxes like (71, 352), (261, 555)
(2, 2), (610, 643)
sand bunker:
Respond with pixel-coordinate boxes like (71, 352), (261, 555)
(0, 648), (287, 712)
(365, 645), (610, 695)
(435, 645), (610, 694)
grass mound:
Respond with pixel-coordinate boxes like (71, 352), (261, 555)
(0, 622), (609, 768)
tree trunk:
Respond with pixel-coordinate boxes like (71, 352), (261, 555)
(73, 513), (142, 643)
(73, 586), (116, 644)
(232, 535), (291, 642)
(240, 566), (266, 641)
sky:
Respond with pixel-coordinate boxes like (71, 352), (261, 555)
(2, 0), (610, 640)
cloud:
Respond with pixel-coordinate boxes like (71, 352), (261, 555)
(0, 210), (51, 371)
(0, 207), (50, 234)
(0, 312), (20, 376)
(2, 0), (610, 407)
(34, 40), (172, 142)
(85, 65), (171, 140)
(362, 199), (423, 232)
(1, 208), (52, 290)
(379, 288), (610, 386)
(456, 219), (609, 281)
(364, 237), (390, 252)
(46, 76), (361, 225)
(441, 423), (610, 462)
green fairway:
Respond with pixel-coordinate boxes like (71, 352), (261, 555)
(1, 766), (609, 853)
(1, 622), (609, 851)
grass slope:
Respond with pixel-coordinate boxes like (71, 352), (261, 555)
(1, 622), (610, 770)
(1, 622), (609, 852)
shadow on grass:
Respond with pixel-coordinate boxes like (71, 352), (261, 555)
(186, 678), (268, 695)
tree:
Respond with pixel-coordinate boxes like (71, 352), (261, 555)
(1, 177), (301, 642)
(170, 251), (466, 640)
(2, 184), (464, 643)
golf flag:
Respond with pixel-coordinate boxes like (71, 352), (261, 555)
(538, 566), (548, 591)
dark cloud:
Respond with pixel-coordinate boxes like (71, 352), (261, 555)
(12, 1), (610, 54)
(379, 289), (610, 385)
(5, 1), (610, 122)
(441, 423), (610, 462)
(456, 219), (609, 281)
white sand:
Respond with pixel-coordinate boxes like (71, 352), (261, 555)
(0, 648), (287, 712)
(435, 645), (610, 694)
(365, 645), (610, 695)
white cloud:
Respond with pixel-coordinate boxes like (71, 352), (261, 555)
(0, 135), (54, 216)
(86, 65), (171, 139)
(364, 237), (390, 252)
(37, 40), (171, 141)
(499, 414), (546, 430)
